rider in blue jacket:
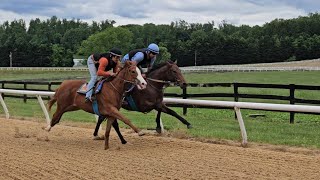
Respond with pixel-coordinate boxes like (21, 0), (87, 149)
(121, 43), (159, 76)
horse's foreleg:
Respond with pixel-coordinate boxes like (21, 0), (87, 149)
(160, 103), (192, 129)
(108, 107), (144, 136)
(112, 120), (127, 144)
(104, 117), (114, 150)
(94, 116), (127, 143)
(155, 111), (162, 133)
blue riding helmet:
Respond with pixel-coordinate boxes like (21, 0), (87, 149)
(147, 43), (159, 54)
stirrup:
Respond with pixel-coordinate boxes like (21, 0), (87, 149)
(85, 97), (92, 102)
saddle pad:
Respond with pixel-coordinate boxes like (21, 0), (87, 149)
(125, 95), (139, 111)
(77, 83), (88, 94)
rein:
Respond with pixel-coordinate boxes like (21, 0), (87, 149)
(109, 82), (121, 95)
(146, 78), (171, 84)
(146, 78), (172, 92)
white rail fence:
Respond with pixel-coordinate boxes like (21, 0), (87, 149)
(1, 66), (320, 72)
(180, 66), (320, 72)
(0, 89), (54, 125)
(2, 89), (320, 146)
(0, 67), (88, 71)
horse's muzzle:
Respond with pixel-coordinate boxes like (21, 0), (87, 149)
(136, 79), (147, 90)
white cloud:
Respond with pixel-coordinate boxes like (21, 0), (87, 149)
(0, 9), (49, 25)
(107, 0), (308, 26)
(0, 0), (312, 27)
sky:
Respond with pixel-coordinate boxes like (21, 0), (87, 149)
(0, 0), (319, 27)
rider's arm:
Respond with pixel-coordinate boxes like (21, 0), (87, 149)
(121, 54), (129, 64)
(147, 57), (156, 71)
(131, 52), (146, 73)
(97, 57), (111, 77)
(113, 61), (121, 73)
(130, 52), (144, 65)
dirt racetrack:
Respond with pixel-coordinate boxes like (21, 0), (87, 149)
(1, 118), (320, 180)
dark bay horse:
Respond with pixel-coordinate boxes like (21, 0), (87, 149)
(45, 61), (147, 149)
(93, 61), (192, 144)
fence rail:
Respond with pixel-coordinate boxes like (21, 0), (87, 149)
(1, 66), (320, 72)
(0, 67), (88, 71)
(1, 80), (320, 123)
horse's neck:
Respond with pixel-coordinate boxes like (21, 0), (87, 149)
(108, 70), (126, 95)
(151, 66), (170, 79)
(148, 66), (168, 88)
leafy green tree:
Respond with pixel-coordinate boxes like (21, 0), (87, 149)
(155, 44), (171, 65)
(77, 27), (133, 57)
(2, 13), (320, 67)
(51, 44), (74, 67)
(61, 28), (91, 52)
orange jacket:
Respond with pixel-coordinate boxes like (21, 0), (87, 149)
(96, 57), (119, 77)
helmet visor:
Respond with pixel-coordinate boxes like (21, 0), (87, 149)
(110, 52), (122, 57)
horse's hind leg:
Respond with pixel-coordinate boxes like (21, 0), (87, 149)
(93, 115), (105, 140)
(159, 103), (192, 129)
(45, 105), (77, 131)
(44, 111), (63, 131)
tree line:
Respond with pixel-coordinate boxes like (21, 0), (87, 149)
(1, 13), (320, 67)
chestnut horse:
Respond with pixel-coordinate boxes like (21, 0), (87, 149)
(45, 61), (147, 149)
(93, 61), (192, 144)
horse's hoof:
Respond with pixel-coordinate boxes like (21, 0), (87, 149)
(93, 136), (105, 140)
(187, 124), (193, 129)
(241, 142), (248, 148)
(156, 128), (161, 134)
(121, 140), (127, 144)
(138, 131), (145, 136)
(43, 125), (51, 132)
(104, 146), (109, 150)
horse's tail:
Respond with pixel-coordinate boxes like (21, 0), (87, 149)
(48, 88), (59, 111)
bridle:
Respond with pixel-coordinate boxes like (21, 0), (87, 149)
(109, 65), (140, 96)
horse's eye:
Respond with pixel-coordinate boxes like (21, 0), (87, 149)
(131, 70), (135, 73)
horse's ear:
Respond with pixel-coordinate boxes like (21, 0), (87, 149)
(173, 60), (177, 64)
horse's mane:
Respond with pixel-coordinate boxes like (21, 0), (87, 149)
(104, 62), (130, 82)
(147, 60), (174, 75)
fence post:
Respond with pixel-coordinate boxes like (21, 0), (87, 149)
(1, 81), (4, 100)
(183, 86), (187, 115)
(23, 82), (27, 103)
(289, 84), (295, 124)
(48, 82), (52, 100)
(233, 82), (239, 119)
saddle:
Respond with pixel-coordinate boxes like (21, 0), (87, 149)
(77, 79), (108, 95)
